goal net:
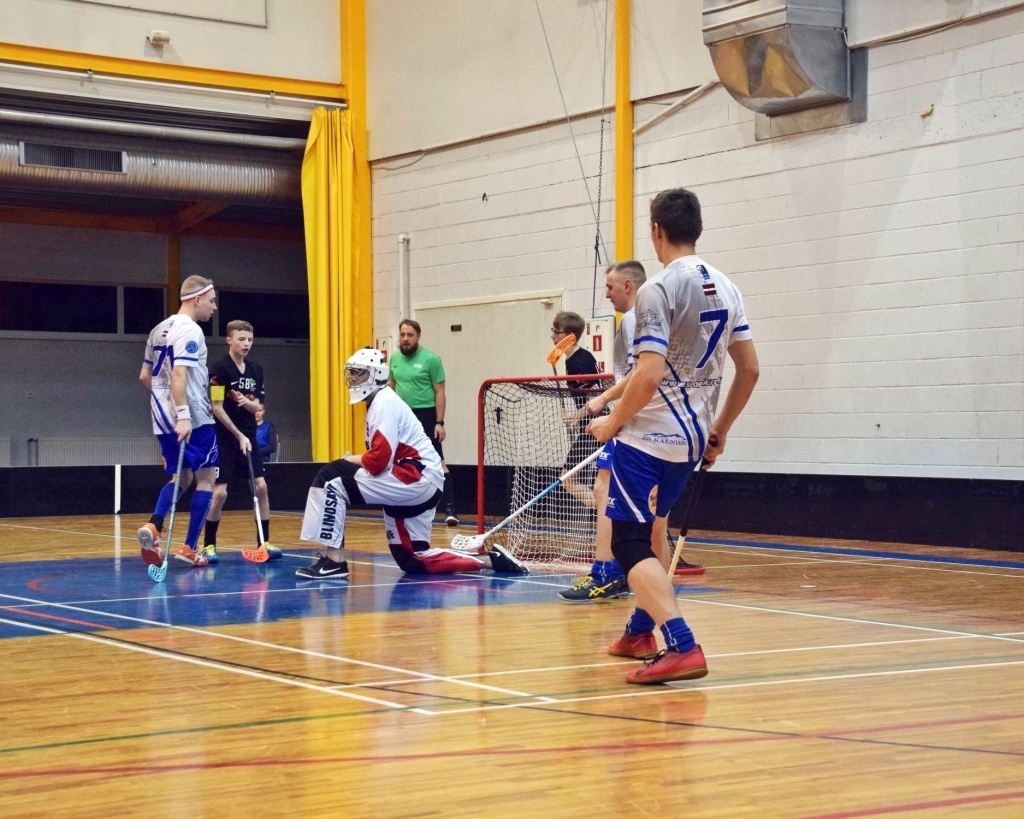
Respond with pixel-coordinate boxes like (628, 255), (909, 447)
(477, 374), (613, 566)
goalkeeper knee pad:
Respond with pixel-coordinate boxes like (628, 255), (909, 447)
(611, 519), (656, 575)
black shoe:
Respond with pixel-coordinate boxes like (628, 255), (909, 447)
(558, 574), (629, 602)
(488, 544), (529, 575)
(295, 554), (350, 580)
(445, 504), (460, 527)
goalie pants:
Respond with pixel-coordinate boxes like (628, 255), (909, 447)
(300, 459), (485, 575)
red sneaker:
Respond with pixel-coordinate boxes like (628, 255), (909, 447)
(137, 523), (162, 567)
(174, 546), (210, 568)
(607, 630), (659, 659)
(626, 645), (708, 685)
(674, 560), (705, 576)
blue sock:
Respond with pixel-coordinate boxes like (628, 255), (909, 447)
(185, 490), (213, 550)
(626, 607), (656, 636)
(592, 560), (625, 585)
(661, 617), (696, 653)
(153, 481), (177, 519)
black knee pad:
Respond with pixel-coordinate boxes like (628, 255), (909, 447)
(611, 519), (656, 575)
(312, 458), (360, 488)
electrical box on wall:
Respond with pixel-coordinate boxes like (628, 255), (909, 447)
(582, 317), (615, 374)
(374, 336), (396, 364)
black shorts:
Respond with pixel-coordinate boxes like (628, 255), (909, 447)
(214, 426), (265, 485)
(410, 406), (444, 460)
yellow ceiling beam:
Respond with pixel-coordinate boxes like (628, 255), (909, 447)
(0, 41), (346, 100)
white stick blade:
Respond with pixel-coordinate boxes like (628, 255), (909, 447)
(449, 534), (487, 554)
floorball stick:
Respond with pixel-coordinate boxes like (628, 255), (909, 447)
(148, 439), (187, 583)
(241, 448), (269, 564)
(451, 447), (603, 554)
(667, 434), (717, 576)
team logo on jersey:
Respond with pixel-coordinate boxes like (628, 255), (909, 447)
(637, 309), (664, 331)
(697, 265), (717, 296)
(185, 340), (199, 354)
(641, 432), (690, 445)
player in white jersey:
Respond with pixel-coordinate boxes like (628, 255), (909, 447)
(296, 348), (528, 580)
(136, 276), (221, 570)
(588, 188), (759, 684)
(559, 261), (707, 603)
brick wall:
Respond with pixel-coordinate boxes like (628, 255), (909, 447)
(371, 10), (1023, 479)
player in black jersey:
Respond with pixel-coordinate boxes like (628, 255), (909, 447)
(203, 320), (280, 563)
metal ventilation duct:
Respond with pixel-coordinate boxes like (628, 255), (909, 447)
(703, 0), (850, 116)
(0, 135), (299, 206)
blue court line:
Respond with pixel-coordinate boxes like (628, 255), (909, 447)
(688, 537), (1024, 571)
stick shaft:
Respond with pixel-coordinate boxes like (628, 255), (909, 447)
(485, 447), (603, 541)
(161, 440), (188, 568)
(667, 462), (710, 576)
(246, 450), (265, 547)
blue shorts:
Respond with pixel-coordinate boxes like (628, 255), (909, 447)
(157, 424), (219, 476)
(605, 441), (696, 523)
(596, 440), (616, 471)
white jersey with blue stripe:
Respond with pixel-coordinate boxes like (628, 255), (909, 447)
(613, 307), (636, 383)
(617, 255), (752, 463)
(143, 314), (215, 435)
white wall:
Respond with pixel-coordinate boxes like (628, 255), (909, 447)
(1, 0), (340, 83)
(631, 8), (1024, 480)
(371, 112), (616, 463)
(370, 9), (1024, 479)
(367, 0), (615, 160)
(367, 0), (717, 161)
(848, 0), (1024, 45)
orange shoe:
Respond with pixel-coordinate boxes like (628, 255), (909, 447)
(608, 630), (659, 659)
(626, 645), (708, 685)
(138, 523), (162, 567)
(174, 546), (210, 567)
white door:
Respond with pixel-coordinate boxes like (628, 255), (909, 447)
(413, 292), (562, 464)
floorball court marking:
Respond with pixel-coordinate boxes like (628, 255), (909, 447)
(0, 592), (555, 704)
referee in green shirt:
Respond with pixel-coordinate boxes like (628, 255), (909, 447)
(388, 319), (460, 525)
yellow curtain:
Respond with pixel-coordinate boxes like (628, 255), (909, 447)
(302, 107), (367, 461)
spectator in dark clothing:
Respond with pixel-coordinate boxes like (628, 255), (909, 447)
(255, 401), (278, 464)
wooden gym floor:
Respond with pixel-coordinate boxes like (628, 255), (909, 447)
(1, 511), (1023, 817)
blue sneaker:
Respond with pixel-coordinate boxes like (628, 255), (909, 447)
(201, 544), (220, 565)
(265, 543), (283, 561)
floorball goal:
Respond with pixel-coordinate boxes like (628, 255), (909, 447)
(476, 374), (613, 566)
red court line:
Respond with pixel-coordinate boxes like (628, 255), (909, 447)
(800, 790), (1024, 818)
(0, 606), (114, 631)
(5, 709), (1024, 782)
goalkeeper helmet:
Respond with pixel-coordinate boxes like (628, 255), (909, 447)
(345, 347), (389, 404)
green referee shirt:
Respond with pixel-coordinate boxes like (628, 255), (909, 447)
(389, 346), (446, 409)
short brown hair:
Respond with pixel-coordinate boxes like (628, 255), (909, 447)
(399, 319), (422, 335)
(553, 311), (585, 341)
(226, 320), (253, 336)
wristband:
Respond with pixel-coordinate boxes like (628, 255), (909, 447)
(175, 405), (191, 421)
(436, 420), (444, 426)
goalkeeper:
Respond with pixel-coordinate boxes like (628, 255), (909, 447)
(295, 348), (528, 580)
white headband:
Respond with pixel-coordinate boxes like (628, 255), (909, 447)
(180, 283), (214, 301)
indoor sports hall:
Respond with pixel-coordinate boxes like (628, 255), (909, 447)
(1, 2), (1022, 817)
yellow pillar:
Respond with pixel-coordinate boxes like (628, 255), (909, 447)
(614, 0), (633, 261)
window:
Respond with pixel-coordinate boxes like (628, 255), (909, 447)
(0, 281), (117, 333)
(218, 290), (309, 340)
(123, 287), (165, 335)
